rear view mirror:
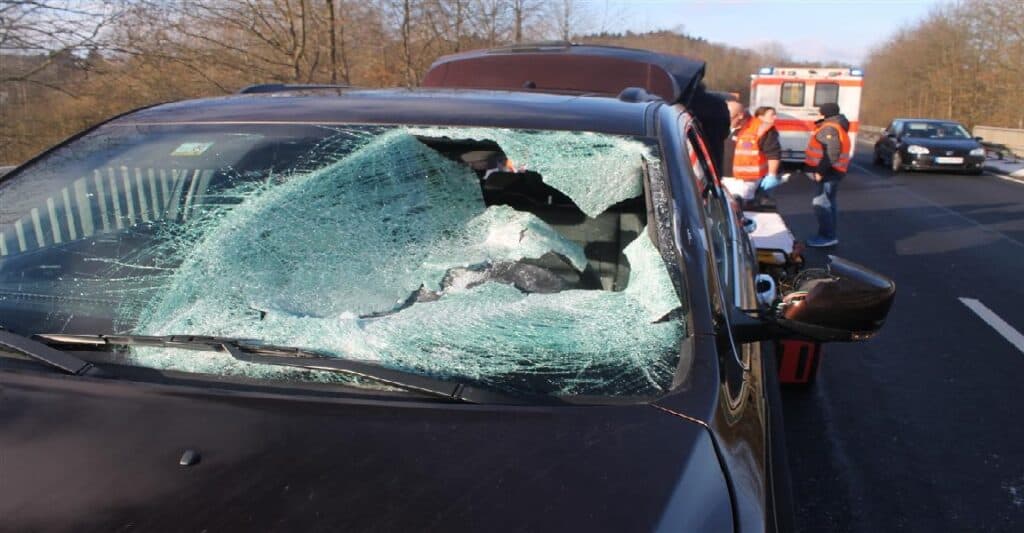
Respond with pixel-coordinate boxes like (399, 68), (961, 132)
(728, 255), (895, 344)
(777, 255), (895, 341)
(974, 136), (984, 141)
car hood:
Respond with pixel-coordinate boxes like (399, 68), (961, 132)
(0, 372), (733, 532)
(900, 137), (981, 150)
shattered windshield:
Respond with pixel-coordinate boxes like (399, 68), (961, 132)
(0, 122), (687, 399)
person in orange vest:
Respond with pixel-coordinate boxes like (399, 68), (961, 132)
(805, 102), (851, 248)
(750, 106), (783, 192)
(721, 100), (782, 202)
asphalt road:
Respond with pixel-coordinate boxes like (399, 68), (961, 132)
(776, 141), (1024, 532)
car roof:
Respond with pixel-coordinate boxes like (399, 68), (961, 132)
(109, 88), (659, 137)
(893, 118), (964, 124)
(422, 43), (706, 106)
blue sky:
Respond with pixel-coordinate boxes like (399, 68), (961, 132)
(590, 0), (949, 65)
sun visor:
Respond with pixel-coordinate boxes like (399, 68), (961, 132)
(423, 44), (706, 106)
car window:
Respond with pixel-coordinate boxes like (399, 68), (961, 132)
(684, 128), (736, 306)
(780, 82), (805, 107)
(902, 121), (970, 139)
(683, 122), (750, 389)
(813, 82), (839, 106)
(935, 123), (971, 138)
(0, 122), (687, 399)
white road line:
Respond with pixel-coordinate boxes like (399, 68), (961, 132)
(984, 170), (1024, 185)
(959, 298), (1024, 355)
(851, 162), (1024, 251)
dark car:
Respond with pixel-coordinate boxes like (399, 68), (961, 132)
(0, 46), (894, 532)
(873, 118), (986, 174)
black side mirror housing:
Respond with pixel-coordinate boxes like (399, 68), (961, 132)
(730, 255), (896, 343)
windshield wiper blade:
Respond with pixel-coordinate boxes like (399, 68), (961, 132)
(0, 328), (105, 377)
(33, 333), (532, 404)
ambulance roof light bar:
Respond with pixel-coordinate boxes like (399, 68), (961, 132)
(850, 68), (864, 76)
(758, 66), (773, 75)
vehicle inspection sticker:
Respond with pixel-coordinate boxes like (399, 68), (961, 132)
(171, 142), (213, 157)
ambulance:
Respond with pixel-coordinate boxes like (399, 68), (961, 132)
(749, 66), (863, 161)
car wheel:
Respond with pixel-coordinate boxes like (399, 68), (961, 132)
(872, 149), (884, 166)
(891, 152), (903, 174)
(967, 168), (984, 176)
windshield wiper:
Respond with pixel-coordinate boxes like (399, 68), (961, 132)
(33, 333), (534, 404)
(0, 327), (106, 377)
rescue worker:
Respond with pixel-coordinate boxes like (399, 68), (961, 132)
(720, 96), (748, 191)
(804, 102), (851, 247)
(751, 106), (783, 193)
(721, 98), (782, 202)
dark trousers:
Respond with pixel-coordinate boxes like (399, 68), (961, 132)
(812, 180), (840, 239)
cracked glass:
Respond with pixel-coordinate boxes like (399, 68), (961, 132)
(0, 122), (688, 398)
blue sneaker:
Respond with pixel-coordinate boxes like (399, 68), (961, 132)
(806, 236), (839, 248)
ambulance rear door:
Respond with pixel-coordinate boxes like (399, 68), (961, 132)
(751, 68), (863, 161)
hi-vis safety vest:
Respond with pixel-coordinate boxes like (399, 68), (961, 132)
(732, 118), (769, 181)
(805, 122), (851, 173)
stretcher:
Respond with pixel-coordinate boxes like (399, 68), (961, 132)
(745, 208), (823, 386)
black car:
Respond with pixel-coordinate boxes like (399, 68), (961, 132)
(873, 118), (986, 174)
(0, 46), (894, 532)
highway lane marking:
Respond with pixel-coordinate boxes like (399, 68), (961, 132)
(959, 298), (1024, 355)
(851, 162), (1024, 251)
(983, 170), (1024, 185)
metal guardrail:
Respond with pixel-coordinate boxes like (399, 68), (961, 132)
(859, 125), (884, 143)
(973, 126), (1024, 160)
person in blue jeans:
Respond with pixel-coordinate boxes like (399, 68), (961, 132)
(804, 102), (851, 247)
(811, 179), (840, 245)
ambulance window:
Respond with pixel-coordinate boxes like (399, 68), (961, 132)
(780, 82), (805, 106)
(814, 82), (839, 106)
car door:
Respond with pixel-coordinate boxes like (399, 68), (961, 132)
(681, 117), (769, 529)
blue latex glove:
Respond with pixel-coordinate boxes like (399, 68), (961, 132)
(760, 174), (783, 191)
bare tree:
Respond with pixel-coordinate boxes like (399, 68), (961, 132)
(326, 0), (337, 82)
(474, 0), (509, 47)
(509, 0), (540, 44)
(543, 0), (590, 42)
(862, 0), (1024, 129)
(0, 1), (117, 93)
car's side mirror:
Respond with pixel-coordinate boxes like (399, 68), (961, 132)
(974, 136), (984, 142)
(886, 132), (896, 138)
(729, 255), (895, 343)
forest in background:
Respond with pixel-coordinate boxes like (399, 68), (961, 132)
(861, 0), (1023, 131)
(1, 0), (1021, 164)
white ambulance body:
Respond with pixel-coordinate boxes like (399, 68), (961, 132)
(749, 66), (863, 162)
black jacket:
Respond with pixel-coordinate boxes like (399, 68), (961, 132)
(810, 114), (850, 181)
(692, 86), (730, 174)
